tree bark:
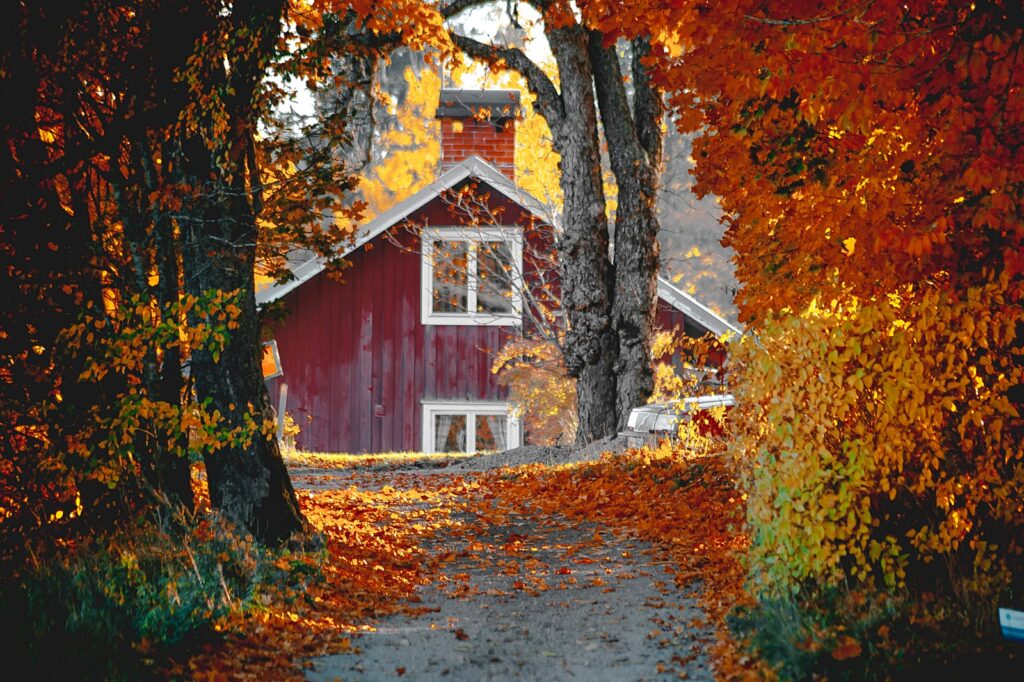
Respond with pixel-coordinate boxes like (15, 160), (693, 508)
(589, 36), (664, 427)
(447, 8), (620, 442)
(175, 0), (306, 545)
(547, 26), (619, 443)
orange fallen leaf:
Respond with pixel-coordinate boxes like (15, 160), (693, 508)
(831, 635), (862, 661)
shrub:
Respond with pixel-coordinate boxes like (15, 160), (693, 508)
(493, 337), (577, 445)
(729, 275), (1024, 675)
(0, 514), (267, 681)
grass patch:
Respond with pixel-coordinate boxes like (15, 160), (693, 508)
(730, 587), (1022, 680)
(0, 513), (282, 681)
(282, 448), (478, 471)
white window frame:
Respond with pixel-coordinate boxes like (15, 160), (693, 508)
(421, 400), (522, 453)
(421, 227), (524, 326)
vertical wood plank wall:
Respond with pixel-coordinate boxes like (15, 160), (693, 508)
(268, 179), (717, 453)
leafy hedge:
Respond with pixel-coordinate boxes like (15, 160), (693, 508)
(730, 276), (1024, 676)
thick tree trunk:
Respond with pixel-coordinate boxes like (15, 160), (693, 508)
(547, 26), (619, 443)
(176, 0), (306, 545)
(590, 36), (664, 428)
(449, 18), (621, 442)
(179, 139), (307, 544)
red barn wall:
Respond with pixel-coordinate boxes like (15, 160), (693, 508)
(267, 176), (725, 453)
(268, 180), (529, 453)
(655, 300), (708, 338)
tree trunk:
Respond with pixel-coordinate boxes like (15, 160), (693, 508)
(176, 0), (306, 545)
(154, 206), (194, 509)
(179, 135), (307, 544)
(117, 137), (194, 511)
(547, 25), (619, 443)
(448, 18), (621, 442)
(590, 36), (664, 427)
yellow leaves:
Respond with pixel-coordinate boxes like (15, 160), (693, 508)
(358, 67), (441, 220)
(735, 274), (1024, 599)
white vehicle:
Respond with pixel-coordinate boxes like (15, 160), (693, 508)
(620, 394), (736, 448)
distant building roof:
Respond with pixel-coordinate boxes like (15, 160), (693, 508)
(436, 89), (520, 120)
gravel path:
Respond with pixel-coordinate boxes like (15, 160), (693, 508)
(299, 447), (718, 682)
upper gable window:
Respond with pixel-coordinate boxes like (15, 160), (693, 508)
(421, 227), (523, 326)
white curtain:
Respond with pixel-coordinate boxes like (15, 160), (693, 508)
(435, 414), (466, 452)
(475, 415), (507, 452)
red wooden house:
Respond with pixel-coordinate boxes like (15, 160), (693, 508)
(258, 89), (739, 453)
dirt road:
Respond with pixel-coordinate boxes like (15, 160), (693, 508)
(300, 457), (718, 682)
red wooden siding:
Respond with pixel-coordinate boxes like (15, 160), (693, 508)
(268, 180), (521, 453)
(655, 299), (727, 367)
(267, 176), (724, 453)
(656, 299), (706, 338)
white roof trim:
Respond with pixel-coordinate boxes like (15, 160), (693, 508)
(258, 156), (741, 337)
(656, 277), (742, 337)
(257, 155), (553, 306)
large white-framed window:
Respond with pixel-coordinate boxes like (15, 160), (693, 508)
(421, 227), (523, 326)
(421, 400), (522, 453)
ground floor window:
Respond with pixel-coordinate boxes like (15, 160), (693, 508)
(422, 401), (521, 453)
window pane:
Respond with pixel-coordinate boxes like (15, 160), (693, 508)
(435, 414), (467, 452)
(476, 241), (515, 315)
(475, 414), (507, 452)
(432, 240), (469, 313)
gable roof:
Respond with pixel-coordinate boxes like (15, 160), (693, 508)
(257, 154), (740, 338)
(256, 155), (552, 305)
(656, 278), (741, 337)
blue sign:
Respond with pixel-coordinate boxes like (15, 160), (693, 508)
(1000, 608), (1024, 642)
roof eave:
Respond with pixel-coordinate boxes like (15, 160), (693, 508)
(256, 156), (554, 305)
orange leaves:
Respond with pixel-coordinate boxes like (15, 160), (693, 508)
(474, 448), (752, 674)
(830, 635), (863, 661)
(603, 0), (1024, 318)
(180, 469), (483, 680)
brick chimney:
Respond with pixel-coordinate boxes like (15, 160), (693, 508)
(436, 89), (520, 180)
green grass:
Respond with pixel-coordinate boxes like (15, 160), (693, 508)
(281, 448), (479, 470)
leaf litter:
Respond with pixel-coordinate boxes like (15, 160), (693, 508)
(172, 441), (759, 680)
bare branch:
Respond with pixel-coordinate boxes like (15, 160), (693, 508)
(448, 32), (565, 133)
(440, 0), (493, 19)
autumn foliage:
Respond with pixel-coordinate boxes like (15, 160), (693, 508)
(585, 0), (1024, 674)
(5, 0), (1024, 678)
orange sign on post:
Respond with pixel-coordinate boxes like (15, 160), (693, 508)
(262, 340), (283, 379)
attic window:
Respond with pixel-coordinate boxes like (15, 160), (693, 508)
(421, 227), (522, 326)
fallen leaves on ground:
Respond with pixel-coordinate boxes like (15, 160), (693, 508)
(169, 472), (481, 680)
(170, 444), (759, 680)
(468, 445), (760, 680)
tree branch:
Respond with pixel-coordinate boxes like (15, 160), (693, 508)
(630, 37), (663, 168)
(449, 32), (565, 133)
(440, 0), (493, 19)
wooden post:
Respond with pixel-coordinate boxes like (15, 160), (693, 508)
(276, 383), (288, 443)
